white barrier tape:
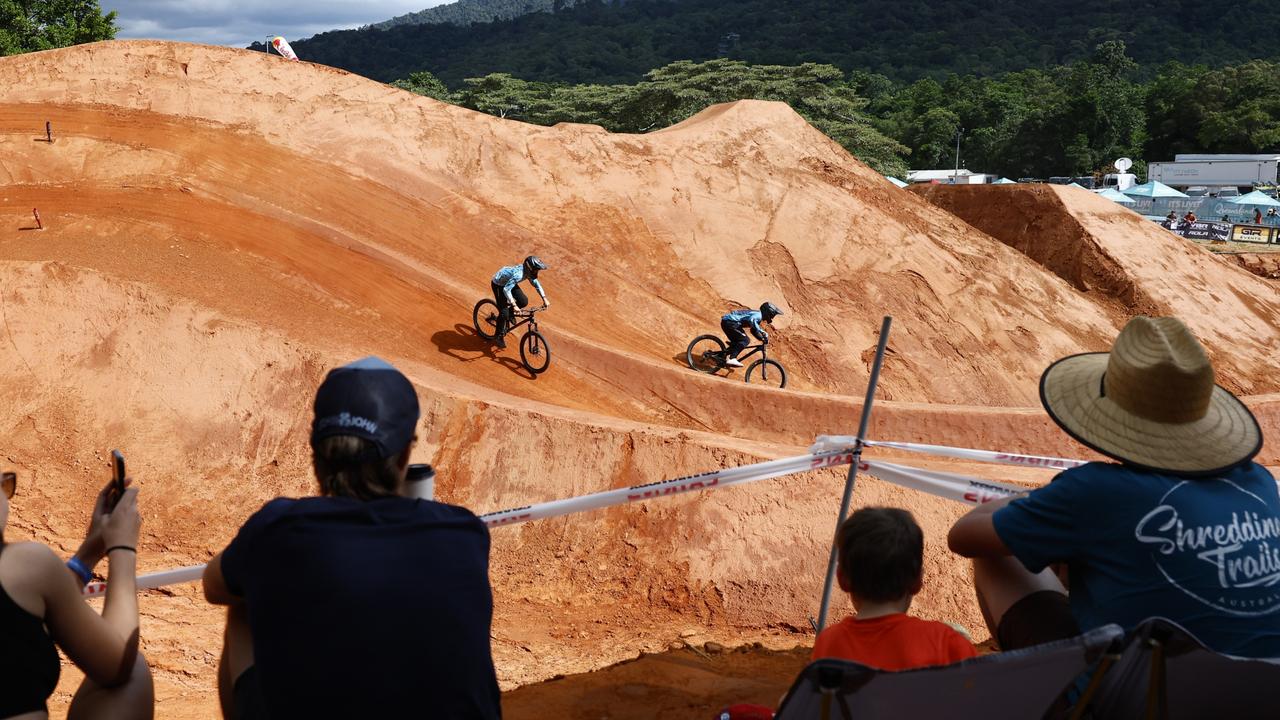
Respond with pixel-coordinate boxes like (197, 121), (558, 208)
(811, 436), (1087, 471)
(478, 449), (855, 528)
(83, 563), (207, 599)
(83, 450), (859, 597)
(862, 459), (1026, 505)
(81, 447), (1033, 596)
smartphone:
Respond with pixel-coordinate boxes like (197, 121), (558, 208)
(109, 450), (126, 510)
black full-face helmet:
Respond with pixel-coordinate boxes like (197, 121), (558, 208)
(760, 301), (783, 322)
(523, 255), (548, 279)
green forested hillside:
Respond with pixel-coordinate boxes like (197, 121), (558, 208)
(269, 0), (1280, 86)
(370, 0), (588, 30)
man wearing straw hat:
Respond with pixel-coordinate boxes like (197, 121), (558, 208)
(949, 317), (1280, 656)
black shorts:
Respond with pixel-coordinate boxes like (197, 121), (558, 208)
(996, 590), (1079, 651)
(233, 666), (270, 720)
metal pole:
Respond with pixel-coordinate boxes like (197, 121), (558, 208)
(954, 128), (962, 184)
(815, 315), (892, 632)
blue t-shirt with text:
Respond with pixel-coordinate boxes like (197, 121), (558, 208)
(993, 461), (1280, 658)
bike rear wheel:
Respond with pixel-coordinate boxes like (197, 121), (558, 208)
(745, 358), (787, 388)
(520, 330), (551, 374)
(473, 299), (500, 341)
(686, 334), (727, 373)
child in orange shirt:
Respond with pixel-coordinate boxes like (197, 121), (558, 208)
(813, 507), (976, 670)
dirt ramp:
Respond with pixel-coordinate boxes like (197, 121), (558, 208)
(912, 184), (1280, 395)
(0, 40), (1128, 406)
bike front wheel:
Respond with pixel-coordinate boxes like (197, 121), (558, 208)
(473, 299), (500, 341)
(745, 358), (787, 388)
(520, 330), (551, 374)
(686, 334), (726, 374)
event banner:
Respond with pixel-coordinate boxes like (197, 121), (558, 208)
(1172, 221), (1233, 241)
(1230, 224), (1278, 243)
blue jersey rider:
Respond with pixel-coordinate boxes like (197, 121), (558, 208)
(490, 256), (549, 348)
(720, 302), (783, 367)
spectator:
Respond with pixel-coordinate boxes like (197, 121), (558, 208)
(203, 357), (501, 719)
(0, 469), (153, 718)
(813, 507), (976, 669)
(1183, 210), (1198, 223)
(1267, 208), (1278, 225)
(949, 317), (1280, 657)
(1255, 208), (1264, 225)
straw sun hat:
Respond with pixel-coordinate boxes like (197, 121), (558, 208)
(1039, 316), (1261, 476)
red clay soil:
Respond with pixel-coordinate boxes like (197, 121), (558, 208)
(0, 42), (1276, 718)
(1233, 253), (1280, 280)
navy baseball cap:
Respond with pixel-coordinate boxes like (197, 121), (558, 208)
(310, 357), (420, 460)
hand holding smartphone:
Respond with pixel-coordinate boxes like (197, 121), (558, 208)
(109, 449), (126, 511)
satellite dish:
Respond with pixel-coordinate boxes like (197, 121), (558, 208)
(1115, 157), (1133, 172)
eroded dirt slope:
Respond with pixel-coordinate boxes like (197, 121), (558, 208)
(911, 183), (1280, 396)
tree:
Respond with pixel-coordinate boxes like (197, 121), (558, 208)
(392, 71), (453, 102)
(0, 0), (117, 56)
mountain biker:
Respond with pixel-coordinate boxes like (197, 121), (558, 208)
(490, 256), (549, 349)
(720, 302), (783, 367)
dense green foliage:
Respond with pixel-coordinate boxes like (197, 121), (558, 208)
(399, 46), (1280, 180)
(0, 0), (116, 56)
(372, 0), (587, 30)
(270, 0), (1280, 86)
(443, 60), (909, 175)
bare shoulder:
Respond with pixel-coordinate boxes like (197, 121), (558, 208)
(1, 541), (62, 571)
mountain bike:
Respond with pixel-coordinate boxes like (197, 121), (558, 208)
(472, 300), (551, 374)
(685, 335), (787, 388)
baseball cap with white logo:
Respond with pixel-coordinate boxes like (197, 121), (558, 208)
(310, 357), (419, 461)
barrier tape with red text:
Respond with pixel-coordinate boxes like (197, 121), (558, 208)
(80, 443), (1048, 597)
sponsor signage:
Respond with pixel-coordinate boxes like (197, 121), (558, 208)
(1230, 224), (1277, 244)
(1176, 221), (1232, 241)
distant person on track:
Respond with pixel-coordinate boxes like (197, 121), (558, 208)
(203, 357), (501, 719)
(490, 255), (549, 349)
(814, 507), (976, 670)
(948, 316), (1280, 658)
(720, 302), (783, 368)
(0, 469), (153, 719)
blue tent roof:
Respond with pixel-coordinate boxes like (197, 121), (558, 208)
(1098, 188), (1136, 204)
(1122, 181), (1189, 198)
(886, 176), (909, 188)
(1227, 190), (1280, 207)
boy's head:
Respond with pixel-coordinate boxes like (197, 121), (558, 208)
(836, 507), (924, 604)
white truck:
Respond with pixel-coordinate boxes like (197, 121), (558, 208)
(1148, 154), (1280, 190)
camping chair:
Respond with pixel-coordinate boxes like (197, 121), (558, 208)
(774, 624), (1123, 720)
(1091, 617), (1280, 720)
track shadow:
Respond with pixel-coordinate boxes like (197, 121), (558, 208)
(430, 324), (535, 380)
(17, 226), (42, 231)
(672, 352), (732, 377)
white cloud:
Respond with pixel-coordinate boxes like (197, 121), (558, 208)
(107, 0), (449, 47)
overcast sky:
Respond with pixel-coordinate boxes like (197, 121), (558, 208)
(108, 1), (449, 47)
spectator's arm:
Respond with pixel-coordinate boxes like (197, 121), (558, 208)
(35, 541), (139, 687)
(202, 552), (239, 606)
(948, 496), (1016, 558)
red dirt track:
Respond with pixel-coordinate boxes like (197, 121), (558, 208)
(2, 42), (1278, 717)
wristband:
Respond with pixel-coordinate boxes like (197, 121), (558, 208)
(105, 546), (137, 556)
(66, 556), (93, 585)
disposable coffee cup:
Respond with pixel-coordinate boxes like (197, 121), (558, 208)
(406, 463), (435, 501)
